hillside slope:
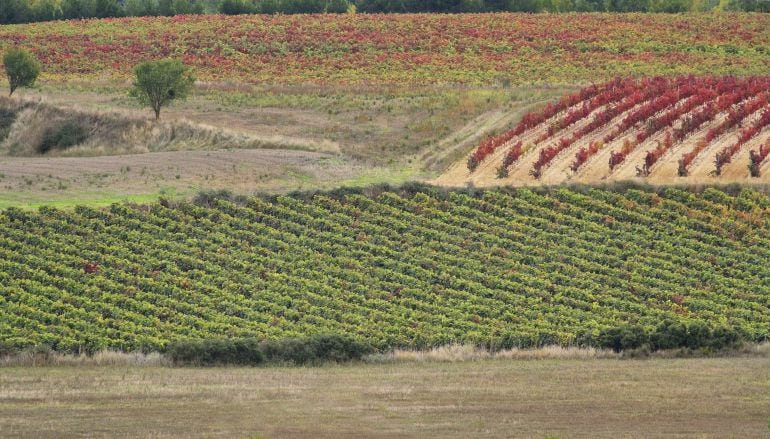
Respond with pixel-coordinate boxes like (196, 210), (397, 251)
(1, 185), (769, 352)
(437, 76), (770, 187)
(2, 13), (769, 85)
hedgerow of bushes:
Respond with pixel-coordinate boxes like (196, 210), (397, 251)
(165, 334), (374, 365)
(588, 320), (744, 353)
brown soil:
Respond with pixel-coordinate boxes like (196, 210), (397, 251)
(0, 149), (375, 207)
(434, 99), (587, 187)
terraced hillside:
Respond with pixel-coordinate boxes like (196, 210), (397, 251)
(2, 14), (770, 85)
(437, 76), (770, 186)
(1, 186), (769, 352)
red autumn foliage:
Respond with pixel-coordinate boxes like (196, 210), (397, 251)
(83, 262), (100, 274)
(714, 109), (770, 176)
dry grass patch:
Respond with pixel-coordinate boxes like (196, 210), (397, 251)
(1, 357), (769, 438)
(0, 349), (169, 367)
(0, 98), (289, 157)
(370, 344), (618, 363)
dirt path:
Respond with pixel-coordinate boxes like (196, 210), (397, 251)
(421, 109), (509, 170)
(0, 149), (384, 207)
(420, 93), (571, 174)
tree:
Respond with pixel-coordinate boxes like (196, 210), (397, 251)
(157, 0), (175, 15)
(130, 59), (195, 120)
(0, 0), (32, 24)
(3, 48), (40, 97)
(219, 0), (254, 14)
(93, 0), (121, 17)
(31, 0), (63, 22)
(61, 0), (95, 19)
(124, 0), (155, 16)
(509, 0), (542, 11)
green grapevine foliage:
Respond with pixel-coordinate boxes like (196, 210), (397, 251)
(1, 186), (769, 353)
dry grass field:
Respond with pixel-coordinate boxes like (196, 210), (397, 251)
(0, 148), (395, 208)
(1, 357), (769, 438)
(0, 85), (568, 207)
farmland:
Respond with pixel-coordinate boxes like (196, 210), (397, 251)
(2, 185), (770, 352)
(1, 13), (770, 205)
(1, 13), (769, 85)
(3, 10), (770, 438)
(438, 75), (770, 186)
(2, 357), (770, 438)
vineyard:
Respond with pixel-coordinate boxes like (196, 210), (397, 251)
(1, 13), (769, 85)
(438, 76), (770, 186)
(1, 185), (769, 353)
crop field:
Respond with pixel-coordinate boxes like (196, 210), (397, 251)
(438, 75), (770, 186)
(1, 13), (769, 85)
(2, 185), (770, 352)
(3, 10), (770, 438)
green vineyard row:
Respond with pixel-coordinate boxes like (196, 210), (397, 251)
(1, 185), (769, 352)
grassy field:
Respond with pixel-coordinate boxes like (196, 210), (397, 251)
(0, 149), (408, 209)
(0, 84), (568, 208)
(1, 357), (768, 438)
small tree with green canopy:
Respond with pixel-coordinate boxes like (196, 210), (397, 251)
(130, 59), (195, 121)
(3, 48), (40, 97)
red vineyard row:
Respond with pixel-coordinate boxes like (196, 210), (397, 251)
(467, 76), (770, 179)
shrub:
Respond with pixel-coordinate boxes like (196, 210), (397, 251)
(0, 107), (17, 141)
(61, 0), (96, 19)
(593, 320), (745, 353)
(166, 338), (264, 366)
(649, 319), (688, 350)
(3, 48), (40, 97)
(467, 154), (480, 172)
(261, 334), (373, 365)
(596, 324), (648, 352)
(684, 320), (711, 349)
(166, 334), (373, 366)
(37, 121), (88, 154)
(93, 0), (121, 18)
(707, 325), (742, 350)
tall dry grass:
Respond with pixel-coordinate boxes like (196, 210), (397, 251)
(368, 344), (619, 363)
(0, 350), (169, 367)
(368, 342), (770, 363)
(3, 343), (767, 367)
(0, 97), (285, 157)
